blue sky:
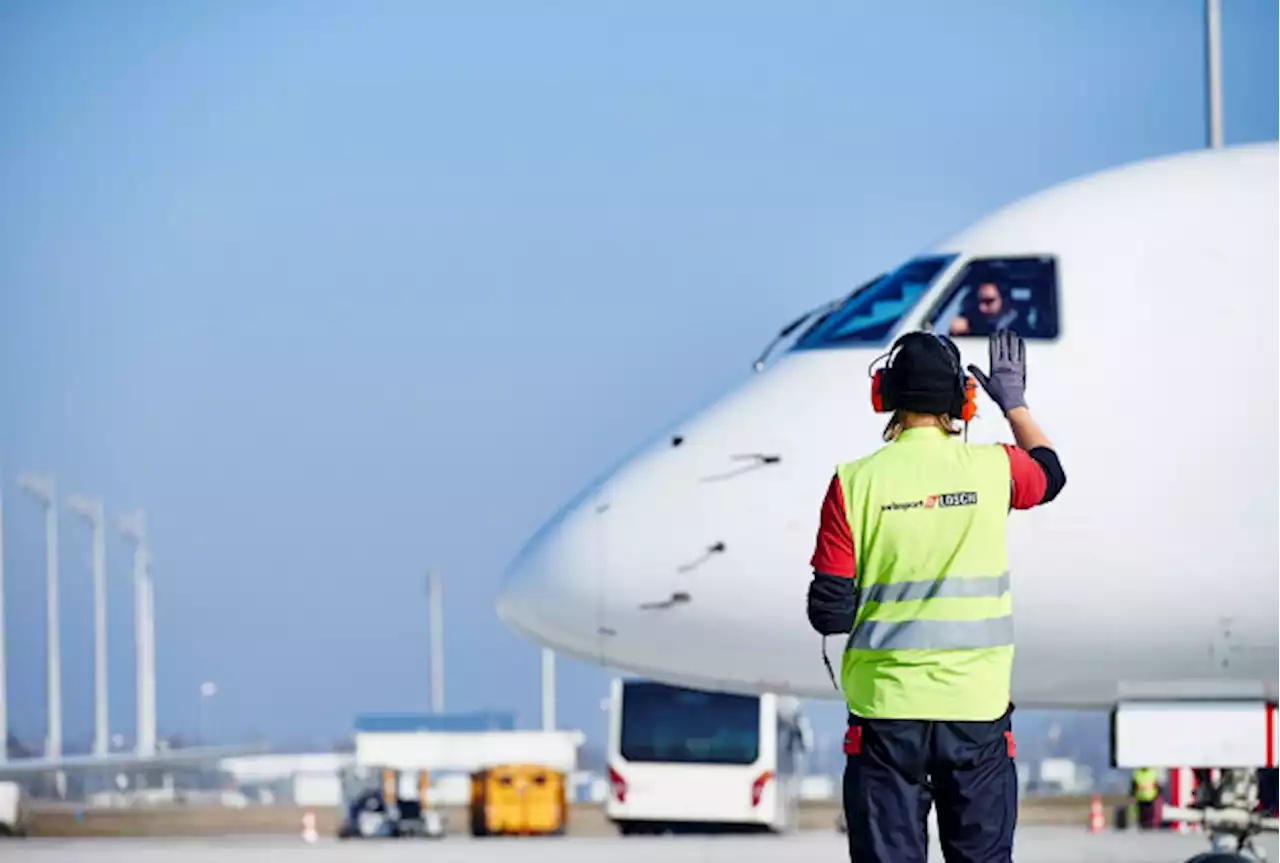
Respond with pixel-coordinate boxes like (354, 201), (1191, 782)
(1, 1), (1276, 753)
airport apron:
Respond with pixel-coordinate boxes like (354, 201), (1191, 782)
(835, 426), (1017, 863)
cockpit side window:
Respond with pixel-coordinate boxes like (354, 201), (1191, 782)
(791, 254), (957, 350)
(926, 256), (1060, 340)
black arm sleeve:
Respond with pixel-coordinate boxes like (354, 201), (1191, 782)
(807, 572), (858, 636)
(1028, 445), (1066, 503)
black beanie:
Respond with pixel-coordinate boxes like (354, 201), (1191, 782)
(885, 332), (961, 415)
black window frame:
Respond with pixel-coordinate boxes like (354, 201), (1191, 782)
(922, 255), (1062, 341)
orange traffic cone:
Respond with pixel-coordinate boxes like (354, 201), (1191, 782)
(1088, 794), (1105, 833)
(301, 810), (318, 843)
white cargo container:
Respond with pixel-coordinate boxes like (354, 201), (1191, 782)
(355, 729), (584, 774)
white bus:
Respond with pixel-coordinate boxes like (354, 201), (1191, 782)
(604, 677), (812, 835)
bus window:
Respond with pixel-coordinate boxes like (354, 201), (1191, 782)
(619, 682), (760, 765)
(791, 254), (957, 350)
(928, 256), (1060, 340)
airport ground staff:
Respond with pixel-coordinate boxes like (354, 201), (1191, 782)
(806, 329), (1066, 863)
(1131, 767), (1161, 829)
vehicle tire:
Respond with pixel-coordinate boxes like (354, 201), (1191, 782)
(1182, 853), (1252, 862)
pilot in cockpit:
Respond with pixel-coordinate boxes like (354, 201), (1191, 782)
(949, 279), (1019, 337)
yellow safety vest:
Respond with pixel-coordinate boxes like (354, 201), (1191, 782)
(838, 426), (1014, 721)
(1133, 769), (1159, 802)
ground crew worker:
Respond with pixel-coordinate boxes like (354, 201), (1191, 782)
(806, 328), (1066, 863)
(1131, 767), (1161, 829)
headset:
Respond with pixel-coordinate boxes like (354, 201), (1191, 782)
(869, 331), (977, 423)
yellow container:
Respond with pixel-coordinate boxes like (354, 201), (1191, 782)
(469, 763), (567, 837)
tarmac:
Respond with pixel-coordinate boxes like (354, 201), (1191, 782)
(4, 828), (1277, 863)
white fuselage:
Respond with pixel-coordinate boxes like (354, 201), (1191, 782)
(497, 143), (1280, 708)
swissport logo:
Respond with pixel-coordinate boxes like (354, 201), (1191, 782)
(882, 491), (978, 512)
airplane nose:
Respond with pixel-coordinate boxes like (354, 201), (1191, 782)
(496, 491), (602, 661)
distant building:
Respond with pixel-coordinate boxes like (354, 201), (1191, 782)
(1035, 757), (1093, 794)
(218, 752), (354, 806)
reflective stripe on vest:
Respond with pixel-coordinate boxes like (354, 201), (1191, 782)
(849, 615), (1014, 651)
(837, 426), (1014, 722)
(849, 572), (1013, 650)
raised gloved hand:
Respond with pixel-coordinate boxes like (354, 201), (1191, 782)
(966, 329), (1027, 414)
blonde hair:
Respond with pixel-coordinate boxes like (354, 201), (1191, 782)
(882, 410), (962, 442)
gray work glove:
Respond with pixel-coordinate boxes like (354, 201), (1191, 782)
(966, 329), (1027, 414)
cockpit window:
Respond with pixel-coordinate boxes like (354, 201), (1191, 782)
(791, 255), (957, 349)
(926, 256), (1060, 340)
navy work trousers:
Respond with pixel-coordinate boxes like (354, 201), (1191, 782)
(842, 704), (1017, 863)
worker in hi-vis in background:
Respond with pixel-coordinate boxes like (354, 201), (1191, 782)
(1130, 766), (1161, 829)
(806, 329), (1066, 863)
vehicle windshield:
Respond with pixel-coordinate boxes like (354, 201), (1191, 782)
(791, 254), (957, 349)
(619, 682), (760, 765)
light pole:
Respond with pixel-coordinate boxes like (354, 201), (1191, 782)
(118, 510), (156, 758)
(69, 493), (109, 758)
(426, 570), (444, 713)
(541, 648), (556, 731)
(1205, 0), (1224, 148)
(17, 473), (61, 765)
(0, 479), (7, 763)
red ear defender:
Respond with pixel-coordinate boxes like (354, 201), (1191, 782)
(960, 375), (978, 422)
(870, 369), (887, 412)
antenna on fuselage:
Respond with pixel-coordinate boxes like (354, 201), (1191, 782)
(1205, 0), (1224, 148)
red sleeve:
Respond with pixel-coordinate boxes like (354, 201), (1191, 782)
(810, 474), (855, 579)
(1003, 444), (1048, 510)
